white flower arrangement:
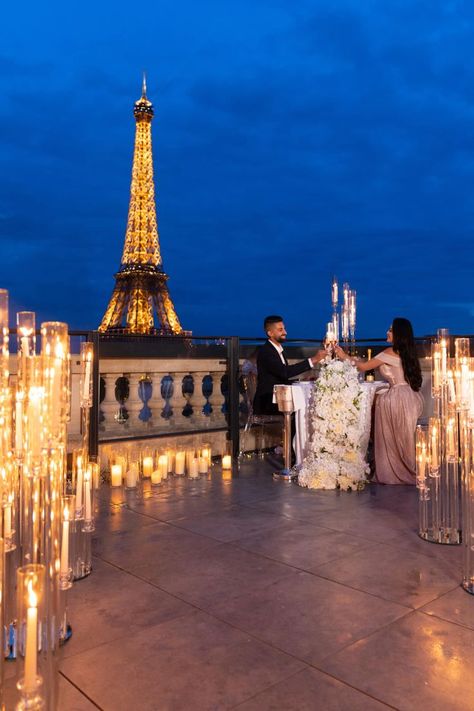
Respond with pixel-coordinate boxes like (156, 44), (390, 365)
(298, 356), (370, 491)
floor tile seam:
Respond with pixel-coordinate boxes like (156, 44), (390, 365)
(60, 605), (199, 663)
(297, 569), (417, 610)
(316, 607), (421, 670)
(226, 540), (378, 575)
(308, 537), (464, 575)
(161, 516), (294, 545)
(228, 662), (399, 711)
(417, 592), (474, 632)
(58, 670), (105, 709)
(200, 604), (404, 709)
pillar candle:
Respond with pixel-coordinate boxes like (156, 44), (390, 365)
(431, 428), (439, 470)
(222, 455), (232, 470)
(75, 466), (83, 514)
(142, 456), (153, 478)
(447, 420), (456, 457)
(151, 468), (162, 485)
(198, 457), (208, 474)
(125, 466), (138, 488)
(447, 371), (456, 403)
(3, 503), (12, 538)
(158, 455), (168, 479)
(111, 464), (122, 487)
(24, 588), (38, 693)
(84, 474), (92, 522)
(189, 458), (199, 478)
(60, 507), (70, 576)
(166, 449), (175, 473)
(175, 451), (185, 475)
(441, 340), (448, 378)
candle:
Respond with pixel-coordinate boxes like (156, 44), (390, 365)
(28, 386), (43, 457)
(326, 322), (334, 344)
(25, 583), (38, 693)
(84, 470), (92, 522)
(175, 451), (185, 475)
(21, 335), (30, 357)
(15, 390), (24, 452)
(3, 502), (12, 538)
(447, 370), (456, 403)
(222, 455), (232, 470)
(433, 351), (441, 389)
(186, 450), (196, 474)
(142, 456), (153, 478)
(125, 465), (138, 488)
(189, 458), (199, 478)
(158, 455), (168, 479)
(447, 419), (456, 457)
(431, 427), (439, 470)
(82, 355), (92, 403)
(441, 339), (448, 379)
(331, 277), (338, 307)
(461, 361), (470, 405)
(201, 447), (211, 467)
(417, 444), (427, 482)
(60, 506), (70, 577)
(166, 449), (175, 473)
(198, 457), (208, 474)
(75, 464), (83, 514)
(111, 464), (122, 487)
(151, 468), (162, 485)
(90, 462), (100, 489)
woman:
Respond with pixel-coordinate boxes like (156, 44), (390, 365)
(335, 318), (423, 484)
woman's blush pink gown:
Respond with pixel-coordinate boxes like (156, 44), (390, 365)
(374, 351), (423, 485)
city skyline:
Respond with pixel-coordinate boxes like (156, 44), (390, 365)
(1, 1), (474, 338)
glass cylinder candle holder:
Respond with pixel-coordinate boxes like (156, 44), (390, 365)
(222, 454), (232, 471)
(437, 328), (450, 383)
(455, 338), (471, 411)
(17, 311), (36, 359)
(165, 447), (175, 475)
(2, 491), (16, 552)
(82, 467), (95, 533)
(79, 341), (93, 409)
(157, 451), (169, 481)
(59, 496), (74, 591)
(185, 448), (197, 477)
(428, 417), (441, 477)
(125, 462), (138, 489)
(110, 463), (123, 487)
(446, 416), (458, 462)
(415, 425), (428, 491)
(0, 289), (9, 392)
(41, 321), (69, 445)
(89, 462), (100, 490)
(174, 449), (186, 476)
(142, 455), (154, 479)
(431, 342), (441, 397)
(16, 564), (46, 711)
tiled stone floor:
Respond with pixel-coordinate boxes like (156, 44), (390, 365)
(6, 460), (473, 710)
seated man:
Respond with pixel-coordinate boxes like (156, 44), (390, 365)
(253, 315), (326, 415)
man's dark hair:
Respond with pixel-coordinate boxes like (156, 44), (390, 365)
(264, 315), (283, 333)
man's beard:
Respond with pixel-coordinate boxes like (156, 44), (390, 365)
(276, 335), (286, 343)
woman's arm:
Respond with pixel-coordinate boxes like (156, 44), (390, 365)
(334, 345), (383, 373)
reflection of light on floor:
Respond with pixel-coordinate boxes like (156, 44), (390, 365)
(425, 626), (462, 681)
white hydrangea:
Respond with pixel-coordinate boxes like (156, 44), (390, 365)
(298, 356), (370, 491)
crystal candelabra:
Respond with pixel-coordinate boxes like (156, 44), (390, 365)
(0, 288), (94, 709)
(416, 329), (461, 546)
(329, 278), (356, 354)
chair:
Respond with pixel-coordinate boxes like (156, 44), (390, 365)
(239, 371), (283, 459)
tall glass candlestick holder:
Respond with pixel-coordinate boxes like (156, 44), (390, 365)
(16, 563), (46, 711)
(417, 331), (461, 545)
(0, 536), (4, 707)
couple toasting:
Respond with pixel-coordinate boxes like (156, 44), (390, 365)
(253, 314), (423, 485)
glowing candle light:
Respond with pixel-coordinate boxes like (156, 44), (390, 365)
(111, 464), (122, 487)
(24, 583), (38, 693)
(142, 456), (153, 478)
(222, 455), (232, 470)
(60, 506), (70, 577)
(175, 451), (185, 475)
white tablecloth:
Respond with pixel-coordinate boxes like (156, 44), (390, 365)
(292, 380), (387, 465)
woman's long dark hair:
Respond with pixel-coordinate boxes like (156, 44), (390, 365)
(392, 317), (422, 391)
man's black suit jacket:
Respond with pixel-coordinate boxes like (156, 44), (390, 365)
(253, 340), (312, 415)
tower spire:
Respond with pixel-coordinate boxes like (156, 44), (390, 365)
(99, 78), (184, 335)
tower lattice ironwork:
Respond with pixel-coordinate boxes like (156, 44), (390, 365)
(99, 77), (184, 335)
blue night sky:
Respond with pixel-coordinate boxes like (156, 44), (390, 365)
(1, 1), (474, 338)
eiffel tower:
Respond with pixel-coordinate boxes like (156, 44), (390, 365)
(99, 77), (184, 335)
